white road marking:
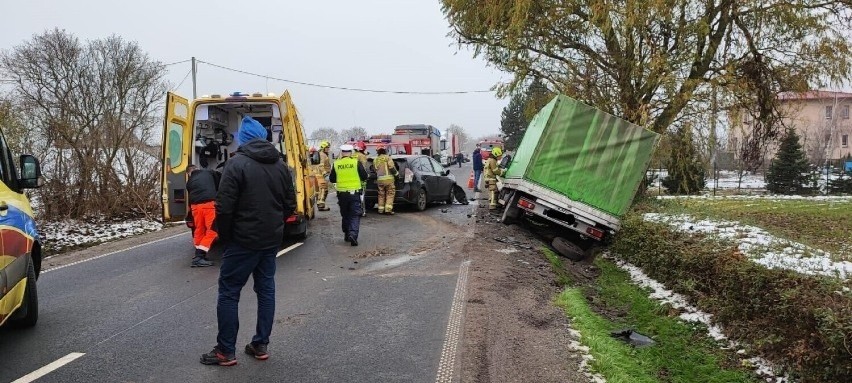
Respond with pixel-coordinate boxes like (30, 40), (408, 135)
(277, 242), (304, 257)
(435, 260), (471, 383)
(41, 232), (190, 274)
(12, 352), (85, 383)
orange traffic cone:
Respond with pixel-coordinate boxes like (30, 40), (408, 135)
(467, 171), (475, 189)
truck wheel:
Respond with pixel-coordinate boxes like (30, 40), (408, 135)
(552, 237), (585, 262)
(10, 256), (38, 327)
(415, 188), (427, 211)
(500, 191), (521, 225)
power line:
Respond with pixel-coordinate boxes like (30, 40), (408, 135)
(162, 59), (192, 67)
(172, 68), (193, 91)
(196, 59), (495, 95)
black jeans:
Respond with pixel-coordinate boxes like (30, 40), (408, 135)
(337, 191), (362, 240)
(216, 242), (277, 355)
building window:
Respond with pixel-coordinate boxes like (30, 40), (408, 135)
(825, 105), (833, 119)
(843, 134), (849, 147)
(842, 105), (850, 119)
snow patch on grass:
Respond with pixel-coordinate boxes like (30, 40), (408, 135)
(643, 213), (851, 280)
(657, 194), (852, 201)
(39, 218), (163, 255)
(611, 256), (790, 382)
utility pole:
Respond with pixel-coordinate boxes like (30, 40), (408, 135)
(191, 56), (197, 99)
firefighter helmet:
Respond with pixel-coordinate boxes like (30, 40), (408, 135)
(491, 147), (503, 157)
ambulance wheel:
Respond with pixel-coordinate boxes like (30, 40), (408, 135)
(10, 256), (38, 327)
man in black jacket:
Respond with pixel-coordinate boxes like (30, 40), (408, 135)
(201, 116), (296, 366)
(186, 164), (220, 267)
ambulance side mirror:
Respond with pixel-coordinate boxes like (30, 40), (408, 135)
(20, 154), (44, 189)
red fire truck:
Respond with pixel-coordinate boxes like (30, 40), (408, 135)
(392, 124), (441, 159)
(363, 134), (409, 156)
(478, 138), (504, 159)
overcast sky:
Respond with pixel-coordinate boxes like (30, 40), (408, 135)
(0, 0), (510, 138)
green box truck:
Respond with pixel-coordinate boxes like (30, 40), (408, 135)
(498, 95), (660, 258)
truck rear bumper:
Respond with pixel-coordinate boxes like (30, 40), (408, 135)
(500, 181), (619, 242)
(501, 179), (621, 230)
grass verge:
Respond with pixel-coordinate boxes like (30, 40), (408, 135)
(610, 212), (852, 382)
(657, 197), (852, 260)
(545, 248), (759, 383)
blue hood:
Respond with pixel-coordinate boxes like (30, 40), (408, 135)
(238, 116), (268, 145)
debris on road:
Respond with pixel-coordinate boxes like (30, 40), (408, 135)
(353, 247), (392, 258)
(610, 328), (655, 347)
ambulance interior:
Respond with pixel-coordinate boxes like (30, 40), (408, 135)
(191, 102), (284, 170)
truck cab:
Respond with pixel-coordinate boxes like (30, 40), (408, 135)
(393, 124), (440, 160)
(161, 91), (315, 239)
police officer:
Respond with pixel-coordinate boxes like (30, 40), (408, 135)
(316, 141), (332, 211)
(373, 146), (399, 215)
(329, 144), (368, 246)
(484, 147), (505, 210)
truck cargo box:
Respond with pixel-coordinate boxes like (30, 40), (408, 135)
(504, 95), (659, 218)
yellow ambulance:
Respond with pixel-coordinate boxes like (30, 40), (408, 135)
(0, 128), (44, 328)
(160, 91), (316, 239)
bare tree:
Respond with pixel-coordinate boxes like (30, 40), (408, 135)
(309, 127), (341, 149)
(0, 29), (168, 220)
(340, 126), (368, 142)
(445, 124), (470, 152)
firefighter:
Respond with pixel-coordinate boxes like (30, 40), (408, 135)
(374, 146), (399, 215)
(484, 147), (505, 210)
(329, 144), (368, 246)
(356, 141), (369, 217)
(316, 141), (332, 211)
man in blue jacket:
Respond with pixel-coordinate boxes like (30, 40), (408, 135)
(201, 116), (296, 366)
(472, 144), (484, 192)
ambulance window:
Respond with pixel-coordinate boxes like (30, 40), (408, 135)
(0, 131), (15, 189)
(167, 122), (183, 168)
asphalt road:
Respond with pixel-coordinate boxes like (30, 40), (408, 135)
(0, 163), (478, 383)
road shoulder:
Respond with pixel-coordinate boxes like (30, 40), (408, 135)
(459, 207), (591, 383)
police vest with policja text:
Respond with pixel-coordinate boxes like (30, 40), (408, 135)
(335, 156), (362, 192)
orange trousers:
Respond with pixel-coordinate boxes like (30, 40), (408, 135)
(191, 201), (217, 252)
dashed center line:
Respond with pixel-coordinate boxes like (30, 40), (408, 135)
(277, 242), (303, 257)
(12, 352), (85, 383)
(42, 232), (189, 274)
(435, 260), (471, 383)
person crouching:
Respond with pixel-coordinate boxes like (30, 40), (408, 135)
(186, 164), (219, 267)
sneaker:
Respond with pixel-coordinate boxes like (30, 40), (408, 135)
(245, 342), (269, 360)
(350, 238), (358, 246)
(191, 256), (214, 267)
(200, 346), (237, 366)
(344, 235), (351, 243)
(318, 206), (330, 211)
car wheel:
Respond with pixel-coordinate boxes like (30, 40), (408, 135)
(445, 185), (454, 205)
(10, 256), (38, 327)
(415, 188), (427, 211)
